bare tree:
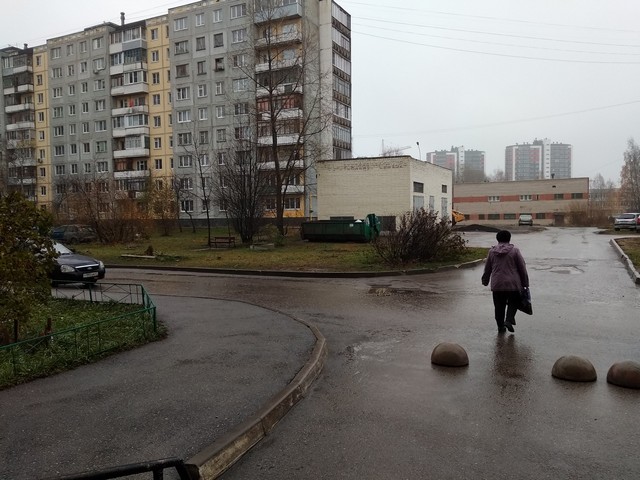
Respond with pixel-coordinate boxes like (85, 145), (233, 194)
(231, 1), (334, 236)
(488, 169), (506, 182)
(620, 138), (640, 212)
(146, 177), (177, 236)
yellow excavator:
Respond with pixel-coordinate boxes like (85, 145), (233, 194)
(452, 210), (465, 225)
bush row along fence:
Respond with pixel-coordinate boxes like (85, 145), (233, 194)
(0, 283), (156, 387)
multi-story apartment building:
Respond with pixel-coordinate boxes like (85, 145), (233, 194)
(0, 0), (351, 224)
(1, 45), (37, 201)
(426, 146), (485, 183)
(505, 138), (572, 181)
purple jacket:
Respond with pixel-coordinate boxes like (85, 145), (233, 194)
(481, 242), (529, 292)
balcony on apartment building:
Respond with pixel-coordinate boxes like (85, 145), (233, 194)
(109, 61), (149, 76)
(256, 82), (303, 97)
(113, 158), (151, 179)
(4, 102), (34, 114)
(259, 107), (303, 122)
(255, 57), (301, 73)
(111, 103), (148, 117)
(113, 134), (150, 159)
(254, 1), (302, 24)
(255, 30), (303, 48)
(6, 120), (35, 131)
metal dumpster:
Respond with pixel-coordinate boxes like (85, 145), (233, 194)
(301, 214), (381, 242)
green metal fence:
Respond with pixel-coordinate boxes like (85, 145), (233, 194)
(0, 283), (157, 387)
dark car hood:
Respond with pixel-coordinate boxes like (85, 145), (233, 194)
(56, 253), (101, 267)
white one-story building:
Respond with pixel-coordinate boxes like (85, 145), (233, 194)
(315, 156), (453, 227)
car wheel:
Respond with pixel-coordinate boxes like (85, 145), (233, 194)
(614, 228), (620, 231)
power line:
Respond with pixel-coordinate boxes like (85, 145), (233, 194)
(353, 100), (640, 138)
(357, 22), (640, 57)
(354, 30), (640, 64)
(342, 1), (640, 34)
(357, 16), (640, 48)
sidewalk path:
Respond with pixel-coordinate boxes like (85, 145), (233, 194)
(0, 295), (316, 480)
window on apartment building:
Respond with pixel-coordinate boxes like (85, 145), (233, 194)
(232, 28), (247, 43)
(154, 116), (161, 127)
(174, 17), (188, 31)
(174, 40), (189, 55)
(69, 124), (76, 135)
(233, 54), (248, 67)
(519, 194), (532, 201)
(80, 61), (87, 74)
(213, 9), (222, 22)
(82, 122), (90, 133)
(413, 182), (424, 193)
(37, 93), (44, 104)
(94, 79), (105, 91)
(152, 72), (160, 85)
(36, 55), (42, 66)
(234, 102), (249, 115)
(151, 28), (158, 40)
(488, 213), (500, 220)
(83, 142), (91, 153)
(214, 57), (224, 71)
(230, 4), (247, 18)
(67, 65), (75, 76)
(488, 195), (500, 202)
(441, 184), (447, 193)
(54, 146), (65, 157)
(96, 141), (107, 153)
(176, 86), (190, 100)
(176, 64), (189, 77)
(177, 132), (192, 145)
(37, 112), (45, 122)
(40, 186), (47, 196)
(571, 193), (583, 199)
(215, 81), (224, 95)
(84, 163), (91, 174)
(199, 131), (209, 144)
(554, 193), (564, 200)
(284, 197), (301, 210)
(217, 152), (226, 165)
(66, 44), (74, 56)
(53, 87), (62, 98)
(198, 107), (208, 120)
(68, 84), (76, 95)
(70, 144), (78, 155)
(215, 105), (225, 118)
(179, 155), (193, 168)
(155, 158), (162, 169)
(92, 37), (103, 49)
(97, 161), (108, 172)
(53, 106), (63, 117)
(197, 61), (206, 75)
(55, 165), (65, 175)
(214, 33), (224, 47)
(52, 67), (62, 78)
(504, 213), (516, 220)
(154, 137), (162, 148)
(151, 50), (159, 62)
(53, 126), (64, 137)
(93, 58), (105, 71)
(81, 82), (88, 93)
(195, 12), (205, 26)
(68, 105), (77, 115)
(216, 128), (226, 142)
(152, 94), (161, 105)
(95, 120), (107, 131)
(51, 47), (61, 59)
(95, 99), (105, 111)
(80, 41), (87, 53)
(232, 78), (248, 92)
(197, 84), (207, 97)
(177, 110), (191, 123)
(181, 200), (194, 212)
(195, 37), (206, 51)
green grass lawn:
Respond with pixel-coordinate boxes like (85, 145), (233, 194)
(72, 228), (488, 272)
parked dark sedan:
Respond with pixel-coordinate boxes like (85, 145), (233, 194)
(51, 224), (97, 244)
(51, 242), (105, 286)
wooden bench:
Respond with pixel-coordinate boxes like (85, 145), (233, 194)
(212, 236), (236, 248)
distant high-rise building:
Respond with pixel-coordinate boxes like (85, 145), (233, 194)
(426, 146), (485, 183)
(505, 138), (571, 181)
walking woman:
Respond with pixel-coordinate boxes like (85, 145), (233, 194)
(481, 230), (530, 333)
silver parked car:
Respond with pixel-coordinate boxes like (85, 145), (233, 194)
(614, 213), (640, 232)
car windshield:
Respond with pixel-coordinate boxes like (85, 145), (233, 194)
(619, 214), (636, 219)
(53, 242), (73, 255)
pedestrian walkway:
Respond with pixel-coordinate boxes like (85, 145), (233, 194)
(0, 295), (320, 480)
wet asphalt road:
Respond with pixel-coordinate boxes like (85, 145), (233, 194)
(3, 227), (639, 479)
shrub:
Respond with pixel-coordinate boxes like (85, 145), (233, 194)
(373, 209), (467, 266)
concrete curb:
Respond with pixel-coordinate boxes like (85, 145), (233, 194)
(186, 316), (327, 480)
(610, 238), (640, 284)
(108, 259), (485, 279)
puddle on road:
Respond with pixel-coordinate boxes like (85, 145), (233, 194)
(532, 265), (584, 275)
(368, 284), (439, 296)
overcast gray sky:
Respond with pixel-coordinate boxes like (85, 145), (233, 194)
(4, 0), (640, 184)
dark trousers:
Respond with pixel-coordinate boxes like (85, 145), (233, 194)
(492, 291), (520, 329)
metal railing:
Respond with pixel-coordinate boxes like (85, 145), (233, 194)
(0, 283), (157, 386)
(43, 457), (196, 480)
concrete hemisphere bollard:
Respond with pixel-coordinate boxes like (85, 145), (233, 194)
(607, 361), (640, 389)
(431, 342), (469, 367)
(551, 355), (597, 382)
